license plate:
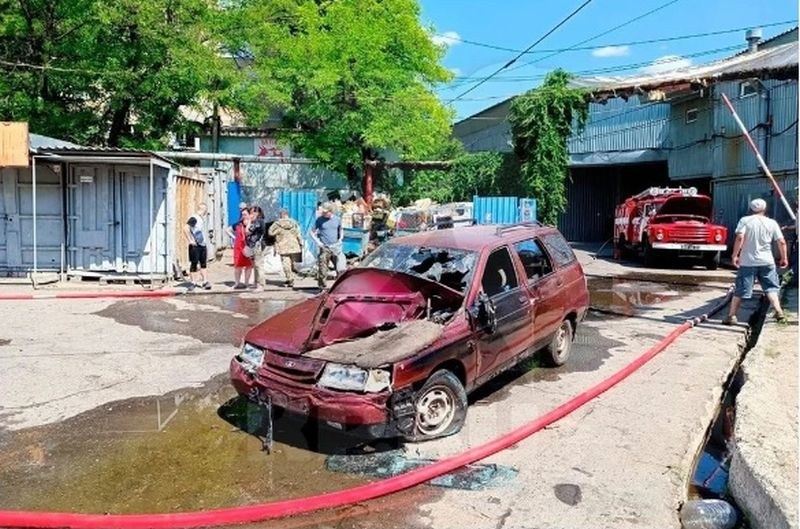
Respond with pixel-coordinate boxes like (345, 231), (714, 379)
(683, 244), (701, 250)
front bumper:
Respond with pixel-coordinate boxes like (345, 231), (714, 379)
(651, 243), (726, 251)
(229, 358), (391, 427)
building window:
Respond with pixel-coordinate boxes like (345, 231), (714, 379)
(685, 107), (699, 124)
(739, 81), (758, 98)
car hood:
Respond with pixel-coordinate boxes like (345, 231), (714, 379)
(244, 268), (463, 355)
(654, 195), (712, 220)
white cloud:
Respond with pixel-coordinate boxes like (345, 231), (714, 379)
(449, 67), (462, 76)
(432, 31), (461, 47)
(640, 54), (693, 75)
(592, 45), (630, 58)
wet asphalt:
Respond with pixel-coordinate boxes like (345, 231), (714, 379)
(0, 278), (708, 524)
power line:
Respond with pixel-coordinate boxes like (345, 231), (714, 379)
(504, 0), (684, 75)
(436, 20), (797, 55)
(445, 43), (742, 95)
(446, 0), (594, 104)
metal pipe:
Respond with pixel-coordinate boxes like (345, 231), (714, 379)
(31, 156), (37, 276)
(149, 159), (155, 285)
(720, 93), (796, 221)
(153, 151), (317, 164)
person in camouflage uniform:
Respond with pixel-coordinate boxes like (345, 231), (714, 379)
(268, 208), (303, 287)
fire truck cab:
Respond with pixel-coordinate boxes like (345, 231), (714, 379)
(614, 187), (727, 269)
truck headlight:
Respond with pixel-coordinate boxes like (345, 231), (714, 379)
(239, 343), (264, 373)
(318, 363), (391, 392)
(714, 232), (722, 242)
(656, 230), (664, 241)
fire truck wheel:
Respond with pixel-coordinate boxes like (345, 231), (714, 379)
(643, 239), (657, 267)
(704, 251), (720, 270)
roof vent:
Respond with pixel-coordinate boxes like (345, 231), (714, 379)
(745, 27), (763, 53)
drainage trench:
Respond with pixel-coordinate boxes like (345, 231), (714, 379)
(682, 293), (771, 528)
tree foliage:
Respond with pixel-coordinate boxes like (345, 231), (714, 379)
(226, 0), (454, 188)
(0, 0), (237, 147)
(508, 69), (588, 225)
(389, 139), (523, 206)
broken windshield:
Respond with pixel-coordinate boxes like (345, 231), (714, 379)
(361, 244), (477, 294)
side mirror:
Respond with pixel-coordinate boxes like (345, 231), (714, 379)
(470, 292), (497, 334)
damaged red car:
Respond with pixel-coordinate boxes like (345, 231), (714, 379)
(230, 224), (589, 441)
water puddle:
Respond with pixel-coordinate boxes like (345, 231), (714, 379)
(94, 295), (294, 345)
(588, 277), (699, 315)
(0, 375), (375, 514)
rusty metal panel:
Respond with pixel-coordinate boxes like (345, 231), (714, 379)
(174, 171), (206, 273)
(0, 122), (29, 167)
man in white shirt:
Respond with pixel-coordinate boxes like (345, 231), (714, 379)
(723, 198), (788, 324)
(184, 203), (211, 290)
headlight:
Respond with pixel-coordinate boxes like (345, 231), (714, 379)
(318, 363), (391, 392)
(239, 343), (264, 373)
(714, 232), (722, 242)
(656, 230), (664, 240)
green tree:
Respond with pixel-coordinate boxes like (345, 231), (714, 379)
(0, 0), (235, 147)
(227, 0), (454, 189)
(508, 69), (588, 225)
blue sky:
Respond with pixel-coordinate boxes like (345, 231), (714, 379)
(419, 0), (798, 120)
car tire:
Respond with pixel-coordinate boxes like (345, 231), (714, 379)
(705, 251), (720, 270)
(543, 319), (574, 367)
(405, 370), (467, 442)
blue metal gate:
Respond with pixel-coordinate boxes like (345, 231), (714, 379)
(279, 189), (319, 263)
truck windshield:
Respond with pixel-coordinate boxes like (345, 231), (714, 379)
(361, 244), (477, 294)
(653, 196), (711, 221)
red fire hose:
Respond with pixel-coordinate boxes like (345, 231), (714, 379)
(0, 290), (732, 529)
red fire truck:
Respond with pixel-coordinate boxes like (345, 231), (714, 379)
(614, 187), (728, 269)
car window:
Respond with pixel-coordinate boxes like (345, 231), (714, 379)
(481, 247), (519, 297)
(513, 239), (553, 282)
(361, 244), (477, 293)
(541, 233), (576, 267)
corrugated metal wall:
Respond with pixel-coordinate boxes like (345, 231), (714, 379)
(0, 165), (63, 272)
(713, 79), (798, 179)
(569, 96), (670, 155)
(668, 95), (714, 180)
(473, 196), (520, 224)
(559, 162), (671, 242)
(67, 163), (171, 276)
(712, 173), (798, 249)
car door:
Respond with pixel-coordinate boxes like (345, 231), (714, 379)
(513, 238), (562, 350)
(475, 246), (531, 380)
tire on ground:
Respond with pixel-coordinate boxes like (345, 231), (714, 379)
(543, 319), (574, 367)
(405, 369), (467, 442)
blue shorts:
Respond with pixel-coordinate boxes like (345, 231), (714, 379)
(735, 265), (781, 299)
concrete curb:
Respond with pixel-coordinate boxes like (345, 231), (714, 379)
(729, 298), (799, 529)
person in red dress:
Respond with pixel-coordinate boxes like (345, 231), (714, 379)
(227, 208), (254, 289)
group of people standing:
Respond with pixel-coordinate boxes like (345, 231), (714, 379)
(225, 203), (305, 290)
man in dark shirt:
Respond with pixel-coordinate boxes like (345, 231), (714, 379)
(310, 202), (344, 289)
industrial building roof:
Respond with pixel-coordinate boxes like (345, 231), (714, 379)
(574, 40), (798, 96)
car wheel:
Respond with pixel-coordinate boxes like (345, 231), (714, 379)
(544, 319), (574, 367)
(405, 370), (467, 442)
(705, 251), (720, 270)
